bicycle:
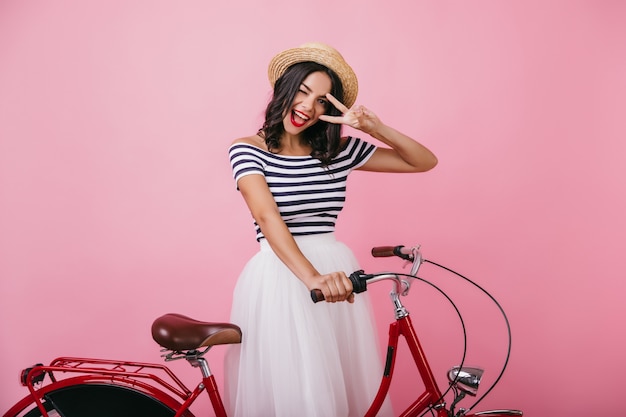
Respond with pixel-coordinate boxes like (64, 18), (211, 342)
(4, 243), (523, 417)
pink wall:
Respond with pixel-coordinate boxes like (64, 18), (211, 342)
(1, 1), (624, 415)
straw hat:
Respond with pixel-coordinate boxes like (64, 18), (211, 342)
(267, 42), (359, 108)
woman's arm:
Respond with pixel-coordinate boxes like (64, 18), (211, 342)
(237, 173), (354, 303)
(360, 121), (438, 173)
(319, 94), (438, 173)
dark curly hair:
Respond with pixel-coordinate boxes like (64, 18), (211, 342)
(260, 61), (345, 166)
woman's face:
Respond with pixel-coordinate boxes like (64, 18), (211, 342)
(283, 71), (332, 135)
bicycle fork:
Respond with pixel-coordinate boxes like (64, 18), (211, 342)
(365, 313), (448, 417)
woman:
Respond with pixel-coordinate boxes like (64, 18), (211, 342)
(225, 42), (437, 417)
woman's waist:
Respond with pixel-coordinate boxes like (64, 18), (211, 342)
(259, 232), (338, 251)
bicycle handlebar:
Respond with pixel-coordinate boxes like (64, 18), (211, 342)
(371, 245), (412, 260)
(310, 245), (419, 303)
(310, 270), (371, 303)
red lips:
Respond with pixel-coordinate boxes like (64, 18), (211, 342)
(291, 110), (309, 128)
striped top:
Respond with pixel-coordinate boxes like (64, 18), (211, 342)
(229, 137), (376, 241)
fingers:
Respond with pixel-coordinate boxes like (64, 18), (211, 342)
(318, 95), (377, 134)
(325, 93), (349, 113)
(319, 93), (347, 125)
(320, 271), (353, 303)
(318, 114), (343, 124)
(324, 93), (374, 119)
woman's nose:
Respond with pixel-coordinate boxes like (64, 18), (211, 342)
(301, 95), (315, 110)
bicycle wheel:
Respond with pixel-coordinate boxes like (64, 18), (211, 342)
(15, 383), (183, 417)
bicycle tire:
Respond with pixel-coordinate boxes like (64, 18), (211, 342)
(14, 383), (185, 417)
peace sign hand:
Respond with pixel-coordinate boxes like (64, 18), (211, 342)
(318, 94), (381, 136)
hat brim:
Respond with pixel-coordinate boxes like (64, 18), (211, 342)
(268, 45), (358, 109)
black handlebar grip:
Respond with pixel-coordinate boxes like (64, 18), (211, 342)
(371, 245), (404, 257)
(310, 270), (369, 303)
(310, 289), (325, 303)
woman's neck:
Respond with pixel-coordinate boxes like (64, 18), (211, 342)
(277, 134), (311, 156)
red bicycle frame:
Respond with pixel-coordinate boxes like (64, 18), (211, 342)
(365, 314), (446, 417)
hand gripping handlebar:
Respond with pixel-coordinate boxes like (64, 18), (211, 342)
(310, 245), (415, 303)
(310, 270), (372, 303)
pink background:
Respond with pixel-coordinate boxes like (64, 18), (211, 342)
(1, 1), (625, 415)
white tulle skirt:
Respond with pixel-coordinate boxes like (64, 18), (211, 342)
(224, 233), (393, 417)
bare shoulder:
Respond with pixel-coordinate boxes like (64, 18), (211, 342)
(232, 134), (267, 150)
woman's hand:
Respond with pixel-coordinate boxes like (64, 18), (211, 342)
(318, 93), (381, 136)
(319, 93), (438, 173)
(304, 271), (355, 304)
